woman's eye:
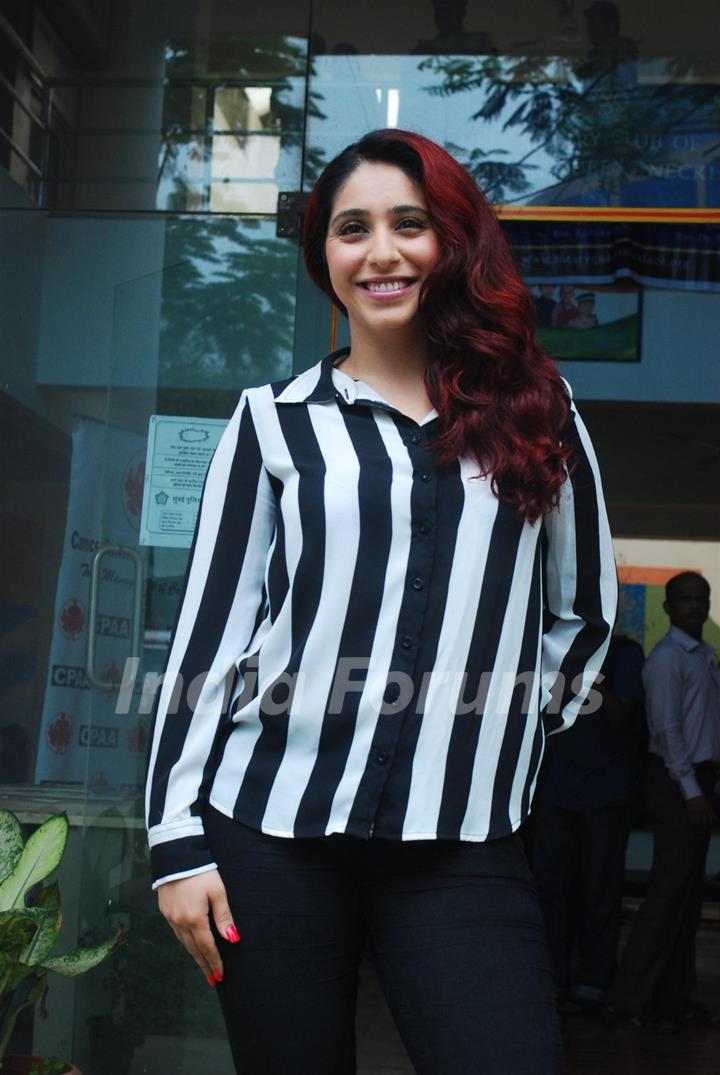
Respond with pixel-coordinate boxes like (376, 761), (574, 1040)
(337, 222), (367, 237)
(397, 217), (426, 230)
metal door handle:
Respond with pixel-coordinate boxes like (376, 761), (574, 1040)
(85, 543), (143, 691)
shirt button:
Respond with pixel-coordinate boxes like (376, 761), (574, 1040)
(411, 576), (424, 591)
(418, 521), (430, 534)
(383, 682), (401, 703)
(401, 636), (413, 649)
(420, 472), (431, 482)
(376, 752), (388, 764)
(411, 432), (422, 444)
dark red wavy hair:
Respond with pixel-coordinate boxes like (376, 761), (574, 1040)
(302, 128), (572, 522)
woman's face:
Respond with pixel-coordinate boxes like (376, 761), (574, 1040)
(324, 161), (440, 339)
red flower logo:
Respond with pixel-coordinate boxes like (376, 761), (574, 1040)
(122, 451), (145, 529)
(46, 713), (72, 754)
(127, 721), (148, 754)
(59, 598), (85, 640)
(101, 660), (123, 687)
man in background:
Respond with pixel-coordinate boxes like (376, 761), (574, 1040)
(530, 633), (645, 1009)
(609, 572), (720, 1029)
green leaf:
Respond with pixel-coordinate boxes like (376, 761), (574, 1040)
(0, 814), (68, 911)
(21, 906), (61, 966)
(0, 908), (40, 952)
(21, 881), (62, 964)
(6, 958), (42, 992)
(0, 810), (24, 884)
(41, 927), (123, 977)
(34, 880), (61, 914)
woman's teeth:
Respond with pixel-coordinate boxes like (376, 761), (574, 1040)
(364, 280), (411, 292)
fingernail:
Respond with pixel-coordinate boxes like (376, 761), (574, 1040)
(225, 924), (240, 943)
(206, 974), (216, 987)
(213, 969), (223, 982)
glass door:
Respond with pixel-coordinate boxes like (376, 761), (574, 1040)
(0, 6), (323, 1071)
(69, 203), (320, 1075)
(70, 220), (312, 1073)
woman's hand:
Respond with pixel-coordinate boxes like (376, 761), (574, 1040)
(157, 869), (240, 986)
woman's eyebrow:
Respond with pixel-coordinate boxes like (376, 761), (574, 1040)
(329, 204), (428, 228)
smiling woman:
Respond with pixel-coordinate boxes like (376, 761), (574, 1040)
(303, 129), (574, 521)
(325, 163), (438, 329)
(317, 160), (441, 421)
(146, 128), (617, 1075)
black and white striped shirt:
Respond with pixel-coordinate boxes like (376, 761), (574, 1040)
(145, 348), (617, 889)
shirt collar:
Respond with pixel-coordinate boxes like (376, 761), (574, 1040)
(274, 347), (440, 423)
(668, 625), (714, 657)
(274, 348), (350, 405)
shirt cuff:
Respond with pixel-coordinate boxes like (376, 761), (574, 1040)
(677, 770), (703, 800)
(149, 831), (217, 889)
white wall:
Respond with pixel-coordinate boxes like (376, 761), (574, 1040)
(35, 218), (166, 388)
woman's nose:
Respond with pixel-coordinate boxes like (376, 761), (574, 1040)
(367, 227), (401, 266)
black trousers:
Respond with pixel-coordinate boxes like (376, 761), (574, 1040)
(203, 805), (564, 1075)
(610, 757), (717, 1019)
(530, 799), (631, 994)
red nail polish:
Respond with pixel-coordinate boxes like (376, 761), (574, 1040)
(206, 974), (216, 987)
(213, 969), (223, 982)
(225, 924), (240, 943)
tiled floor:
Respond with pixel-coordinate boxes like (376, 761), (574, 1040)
(354, 918), (720, 1075)
(129, 913), (720, 1074)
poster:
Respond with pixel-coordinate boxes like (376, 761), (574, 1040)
(35, 416), (149, 792)
(140, 415), (227, 548)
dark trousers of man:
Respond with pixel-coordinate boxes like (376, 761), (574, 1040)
(203, 804), (564, 1075)
(530, 800), (631, 995)
(610, 756), (717, 1019)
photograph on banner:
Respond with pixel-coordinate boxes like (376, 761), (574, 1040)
(530, 282), (642, 361)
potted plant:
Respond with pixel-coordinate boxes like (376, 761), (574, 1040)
(0, 809), (123, 1073)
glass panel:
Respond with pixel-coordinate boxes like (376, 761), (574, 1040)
(0, 6), (310, 213)
(307, 0), (720, 209)
(67, 219), (297, 1070)
(0, 3), (312, 1070)
(0, 204), (301, 1066)
(1, 2), (719, 1072)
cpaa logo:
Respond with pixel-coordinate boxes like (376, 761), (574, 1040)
(59, 598), (85, 640)
(51, 664), (90, 689)
(46, 713), (73, 754)
(121, 449), (145, 531)
(79, 725), (119, 748)
(96, 614), (130, 639)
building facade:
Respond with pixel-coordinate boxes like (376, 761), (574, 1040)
(1, 1), (718, 1070)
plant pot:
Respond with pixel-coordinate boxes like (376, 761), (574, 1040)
(2, 1057), (81, 1075)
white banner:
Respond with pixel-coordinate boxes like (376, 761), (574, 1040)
(35, 416), (149, 792)
(140, 415), (227, 548)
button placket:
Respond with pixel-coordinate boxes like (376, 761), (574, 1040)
(353, 415), (440, 831)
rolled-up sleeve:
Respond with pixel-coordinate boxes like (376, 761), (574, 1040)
(144, 389), (276, 889)
(642, 649), (701, 799)
(540, 386), (618, 735)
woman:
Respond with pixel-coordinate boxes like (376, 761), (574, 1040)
(145, 128), (617, 1074)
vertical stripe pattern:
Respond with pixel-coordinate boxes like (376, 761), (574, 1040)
(145, 351), (617, 889)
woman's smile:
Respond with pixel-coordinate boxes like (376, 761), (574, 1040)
(358, 276), (419, 297)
